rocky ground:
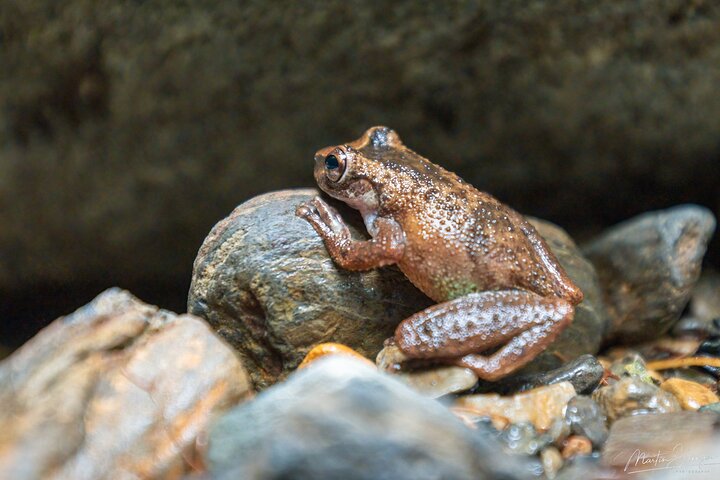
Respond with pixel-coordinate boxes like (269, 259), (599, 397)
(1, 191), (719, 479)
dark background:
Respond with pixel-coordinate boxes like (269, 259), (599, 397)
(1, 0), (719, 351)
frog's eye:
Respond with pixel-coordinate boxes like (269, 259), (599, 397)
(324, 150), (347, 182)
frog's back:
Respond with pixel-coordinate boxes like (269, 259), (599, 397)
(463, 194), (583, 304)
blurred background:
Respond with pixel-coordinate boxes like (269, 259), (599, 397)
(1, 0), (719, 352)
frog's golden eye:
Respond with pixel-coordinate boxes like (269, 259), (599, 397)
(324, 149), (347, 182)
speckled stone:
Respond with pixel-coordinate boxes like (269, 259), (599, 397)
(660, 377), (720, 410)
(455, 381), (577, 431)
(583, 205), (716, 343)
(592, 376), (681, 423)
(188, 189), (432, 389)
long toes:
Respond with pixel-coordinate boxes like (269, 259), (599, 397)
(311, 198), (346, 233)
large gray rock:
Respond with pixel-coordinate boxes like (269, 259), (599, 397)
(189, 190), (608, 389)
(583, 205), (716, 342)
(188, 189), (433, 389)
(208, 356), (535, 480)
(2, 0), (720, 328)
(0, 289), (253, 480)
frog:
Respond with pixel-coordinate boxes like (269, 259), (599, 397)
(296, 126), (584, 381)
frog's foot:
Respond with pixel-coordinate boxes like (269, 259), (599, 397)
(296, 196), (405, 271)
(395, 290), (574, 381)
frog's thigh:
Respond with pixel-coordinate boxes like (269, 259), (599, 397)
(395, 290), (573, 361)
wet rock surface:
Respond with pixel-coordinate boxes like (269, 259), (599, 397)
(661, 377), (720, 410)
(208, 357), (535, 480)
(564, 396), (608, 447)
(0, 289), (252, 480)
(455, 382), (577, 432)
(475, 354), (604, 396)
(188, 189), (432, 389)
(592, 376), (681, 422)
(602, 412), (719, 473)
(583, 205), (716, 342)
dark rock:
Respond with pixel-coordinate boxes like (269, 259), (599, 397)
(583, 205), (715, 343)
(672, 316), (720, 339)
(207, 357), (535, 480)
(188, 189), (432, 389)
(0, 289), (252, 479)
(564, 396), (608, 447)
(698, 337), (720, 356)
(475, 354), (604, 395)
(602, 412), (718, 474)
(592, 376), (680, 423)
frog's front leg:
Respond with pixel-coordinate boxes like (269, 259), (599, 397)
(296, 196), (405, 271)
(395, 290), (574, 381)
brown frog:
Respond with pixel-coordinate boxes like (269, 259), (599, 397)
(296, 126), (583, 380)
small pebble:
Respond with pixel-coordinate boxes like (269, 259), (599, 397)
(660, 377), (719, 410)
(672, 315), (720, 338)
(540, 446), (563, 479)
(561, 435), (592, 459)
(564, 396), (608, 447)
(396, 366), (479, 398)
(609, 353), (653, 383)
(663, 368), (718, 392)
(475, 354), (604, 396)
(593, 376), (680, 422)
(298, 342), (375, 369)
(697, 401), (720, 415)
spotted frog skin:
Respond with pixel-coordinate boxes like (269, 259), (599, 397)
(296, 126), (583, 381)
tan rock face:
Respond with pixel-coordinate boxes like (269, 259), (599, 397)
(0, 289), (252, 480)
(454, 381), (577, 431)
(661, 377), (720, 410)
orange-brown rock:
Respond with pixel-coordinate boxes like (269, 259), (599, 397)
(298, 342), (375, 369)
(561, 435), (592, 459)
(0, 289), (252, 480)
(454, 381), (576, 431)
(660, 377), (720, 410)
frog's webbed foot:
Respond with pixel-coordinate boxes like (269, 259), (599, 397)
(395, 290), (574, 381)
(296, 196), (405, 271)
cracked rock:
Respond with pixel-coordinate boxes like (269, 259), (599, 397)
(0, 288), (252, 480)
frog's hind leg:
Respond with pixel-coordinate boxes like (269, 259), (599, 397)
(395, 290), (574, 381)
